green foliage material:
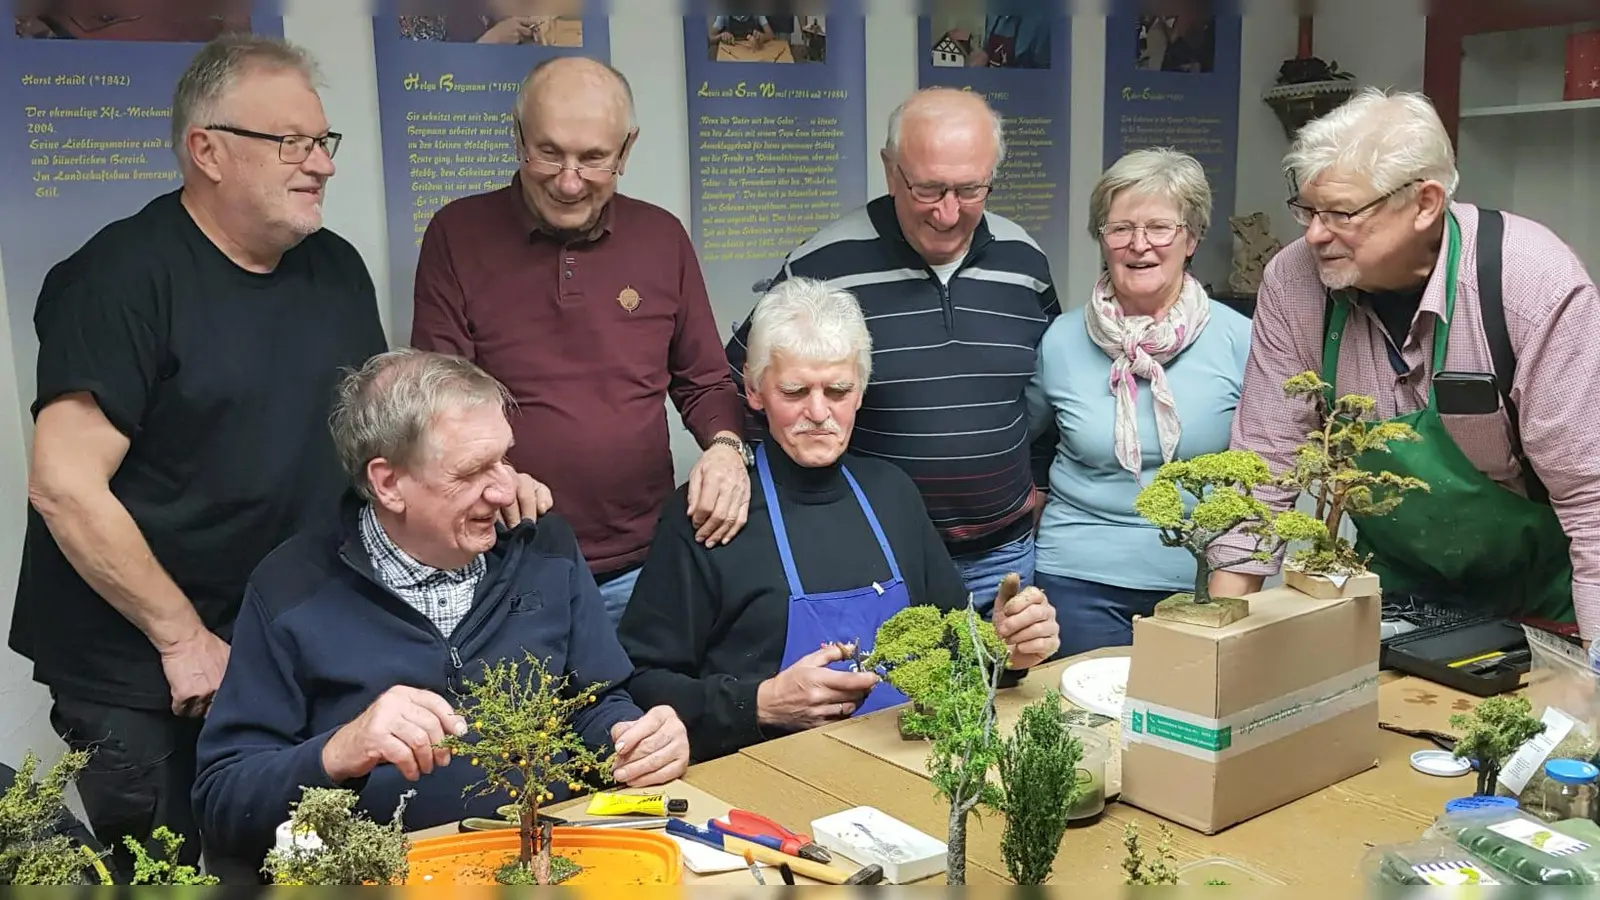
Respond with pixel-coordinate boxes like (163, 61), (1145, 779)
(997, 691), (1083, 884)
(261, 787), (413, 885)
(863, 604), (1007, 884)
(125, 826), (218, 884)
(1132, 449), (1325, 603)
(1280, 371), (1430, 575)
(1121, 821), (1178, 885)
(0, 750), (110, 885)
(440, 652), (615, 884)
(1450, 695), (1547, 797)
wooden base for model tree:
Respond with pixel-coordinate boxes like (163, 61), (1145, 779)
(1282, 567), (1380, 601)
(1152, 593), (1250, 628)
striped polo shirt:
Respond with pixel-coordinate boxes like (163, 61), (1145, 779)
(726, 195), (1060, 557)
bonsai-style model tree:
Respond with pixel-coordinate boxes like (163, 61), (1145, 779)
(1133, 450), (1325, 625)
(1121, 821), (1178, 885)
(1450, 695), (1547, 797)
(859, 599), (1010, 885)
(0, 750), (109, 885)
(996, 690), (1083, 885)
(262, 786), (413, 885)
(124, 827), (218, 885)
(439, 652), (616, 886)
(1279, 371), (1429, 577)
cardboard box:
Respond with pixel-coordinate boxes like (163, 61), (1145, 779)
(1118, 584), (1382, 834)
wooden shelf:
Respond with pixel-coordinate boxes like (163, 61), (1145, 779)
(1460, 97), (1600, 118)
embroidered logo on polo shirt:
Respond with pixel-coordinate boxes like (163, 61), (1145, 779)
(618, 285), (641, 312)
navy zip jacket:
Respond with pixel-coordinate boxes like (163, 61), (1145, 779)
(192, 498), (640, 868)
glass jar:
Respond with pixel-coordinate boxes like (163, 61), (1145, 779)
(1067, 726), (1109, 821)
(1541, 758), (1599, 823)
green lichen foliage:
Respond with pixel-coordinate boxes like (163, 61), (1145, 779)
(1281, 371), (1430, 575)
(261, 787), (413, 885)
(1450, 695), (1547, 797)
(861, 606), (1007, 709)
(0, 750), (110, 885)
(1121, 821), (1178, 885)
(997, 691), (1083, 884)
(125, 826), (218, 884)
(1132, 449), (1325, 603)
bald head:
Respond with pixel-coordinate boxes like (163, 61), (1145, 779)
(884, 87), (1004, 175)
(513, 55), (635, 143)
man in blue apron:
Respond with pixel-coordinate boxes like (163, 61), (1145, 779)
(618, 277), (1061, 762)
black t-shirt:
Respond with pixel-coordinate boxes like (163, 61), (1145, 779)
(616, 441), (971, 762)
(1364, 285), (1426, 374)
(11, 190), (388, 710)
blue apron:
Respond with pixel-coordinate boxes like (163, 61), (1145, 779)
(756, 445), (912, 717)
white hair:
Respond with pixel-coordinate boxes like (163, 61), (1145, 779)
(171, 34), (319, 174)
(884, 88), (1007, 177)
(744, 277), (873, 392)
(1089, 147), (1213, 240)
(1283, 87), (1459, 202)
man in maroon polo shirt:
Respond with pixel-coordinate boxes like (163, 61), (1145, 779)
(412, 57), (751, 627)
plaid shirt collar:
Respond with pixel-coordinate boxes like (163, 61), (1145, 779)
(359, 504), (486, 590)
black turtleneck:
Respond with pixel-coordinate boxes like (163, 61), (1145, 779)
(616, 444), (968, 762)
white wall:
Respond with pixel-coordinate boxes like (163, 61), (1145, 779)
(0, 8), (1382, 770)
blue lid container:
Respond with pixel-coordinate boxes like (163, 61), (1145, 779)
(1545, 758), (1600, 785)
(1444, 795), (1519, 815)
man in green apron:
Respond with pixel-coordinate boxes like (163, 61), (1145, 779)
(1204, 88), (1600, 641)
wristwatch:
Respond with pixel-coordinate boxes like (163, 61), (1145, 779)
(710, 435), (754, 467)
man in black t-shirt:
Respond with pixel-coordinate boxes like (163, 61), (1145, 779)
(13, 34), (550, 882)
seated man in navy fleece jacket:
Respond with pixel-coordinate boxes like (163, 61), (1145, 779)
(192, 349), (688, 877)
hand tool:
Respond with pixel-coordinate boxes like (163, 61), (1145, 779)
(778, 863), (796, 885)
(460, 814), (669, 832)
(710, 808), (833, 863)
(743, 849), (765, 885)
(665, 818), (883, 885)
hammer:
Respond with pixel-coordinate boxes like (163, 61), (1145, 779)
(718, 833), (883, 884)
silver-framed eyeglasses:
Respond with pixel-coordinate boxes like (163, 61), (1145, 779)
(205, 125), (340, 163)
(1286, 179), (1420, 231)
(897, 165), (992, 205)
(1099, 220), (1185, 249)
(523, 133), (633, 184)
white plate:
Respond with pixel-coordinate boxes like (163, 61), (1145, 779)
(1411, 749), (1471, 778)
(1058, 656), (1130, 719)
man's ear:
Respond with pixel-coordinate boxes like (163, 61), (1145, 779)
(616, 128), (639, 174)
(744, 366), (765, 412)
(1413, 181), (1448, 234)
(366, 458), (406, 514)
(186, 127), (225, 184)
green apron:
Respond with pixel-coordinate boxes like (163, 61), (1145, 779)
(1321, 212), (1574, 623)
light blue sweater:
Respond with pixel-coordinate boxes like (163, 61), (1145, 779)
(1026, 301), (1251, 591)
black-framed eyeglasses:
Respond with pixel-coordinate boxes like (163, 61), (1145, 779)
(1286, 179), (1420, 231)
(897, 165), (992, 205)
(522, 132), (634, 184)
(205, 125), (341, 163)
(1099, 220), (1186, 249)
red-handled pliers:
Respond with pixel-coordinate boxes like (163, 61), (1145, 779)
(710, 809), (833, 863)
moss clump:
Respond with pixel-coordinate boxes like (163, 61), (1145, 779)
(125, 826), (217, 884)
(261, 787), (412, 885)
(0, 750), (110, 885)
(1121, 821), (1178, 885)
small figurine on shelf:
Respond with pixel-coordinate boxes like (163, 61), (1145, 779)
(1450, 695), (1547, 798)
(1262, 9), (1358, 139)
(1228, 212), (1282, 294)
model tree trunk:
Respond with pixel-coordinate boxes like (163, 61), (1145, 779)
(947, 806), (969, 885)
(1478, 763), (1499, 798)
(1192, 559), (1212, 604)
(518, 789), (535, 869)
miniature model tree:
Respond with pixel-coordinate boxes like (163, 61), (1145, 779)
(997, 690), (1083, 885)
(439, 652), (617, 886)
(859, 599), (1010, 885)
(1121, 821), (1179, 885)
(262, 786), (413, 885)
(1450, 695), (1547, 797)
(124, 827), (218, 885)
(1279, 371), (1429, 576)
(0, 750), (110, 885)
(1133, 449), (1326, 624)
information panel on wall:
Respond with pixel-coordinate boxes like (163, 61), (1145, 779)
(682, 6), (867, 324)
(372, 10), (609, 340)
(1102, 3), (1241, 289)
(0, 3), (284, 418)
(918, 11), (1072, 286)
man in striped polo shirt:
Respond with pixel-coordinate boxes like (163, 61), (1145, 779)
(727, 87), (1059, 615)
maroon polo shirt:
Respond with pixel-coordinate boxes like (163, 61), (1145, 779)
(412, 179), (743, 575)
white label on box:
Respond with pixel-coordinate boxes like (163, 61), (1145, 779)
(1486, 817), (1591, 856)
(1122, 663), (1378, 762)
(1496, 706), (1578, 796)
(1412, 861), (1501, 885)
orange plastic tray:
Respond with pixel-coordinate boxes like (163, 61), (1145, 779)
(405, 826), (682, 886)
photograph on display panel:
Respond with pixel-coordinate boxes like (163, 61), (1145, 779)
(707, 14), (824, 63)
(928, 13), (1051, 70)
(13, 0), (251, 41)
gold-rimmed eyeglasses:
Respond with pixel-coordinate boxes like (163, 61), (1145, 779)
(1099, 220), (1185, 249)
